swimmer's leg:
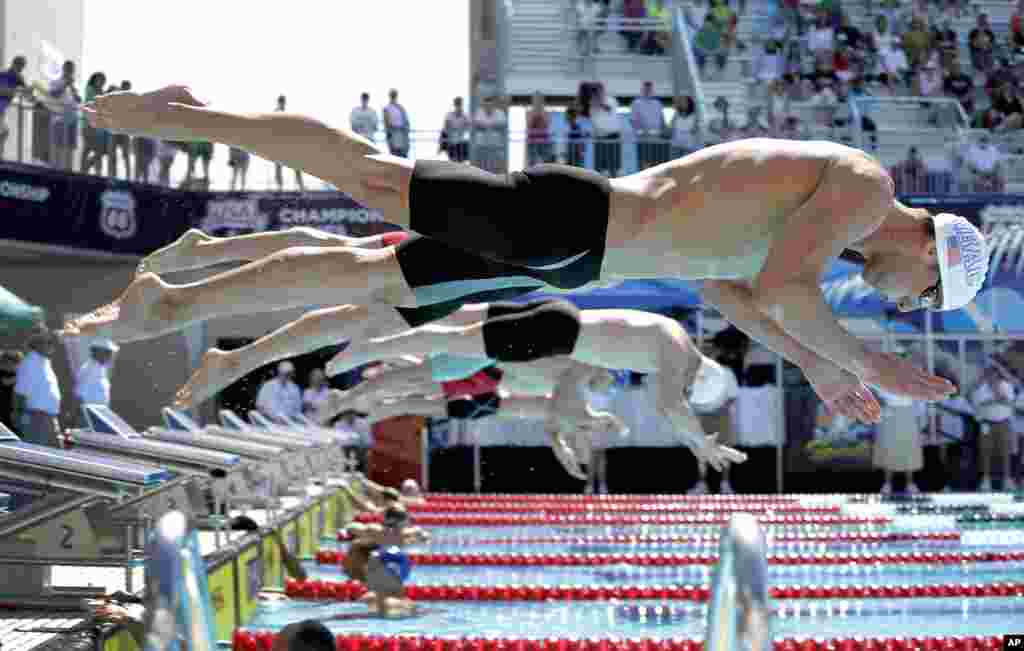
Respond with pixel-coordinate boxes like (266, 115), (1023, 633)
(316, 365), (436, 421)
(137, 227), (409, 276)
(175, 304), (410, 409)
(93, 87), (671, 269)
(62, 246), (415, 344)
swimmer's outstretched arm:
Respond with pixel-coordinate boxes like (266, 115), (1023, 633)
(748, 160), (954, 401)
(701, 280), (881, 423)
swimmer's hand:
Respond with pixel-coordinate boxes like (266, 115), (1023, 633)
(860, 351), (956, 402)
(802, 360), (882, 424)
(693, 433), (748, 473)
(548, 431), (587, 480)
(82, 85), (209, 141)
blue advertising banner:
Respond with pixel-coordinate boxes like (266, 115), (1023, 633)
(0, 162), (399, 256)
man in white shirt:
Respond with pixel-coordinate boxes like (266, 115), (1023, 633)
(75, 339), (119, 408)
(630, 81), (667, 171)
(255, 360), (302, 424)
(964, 133), (1004, 192)
(350, 92), (378, 142)
(969, 363), (1017, 491)
(13, 328), (62, 447)
(302, 367), (331, 417)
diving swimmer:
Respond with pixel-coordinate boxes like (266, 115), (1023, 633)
(67, 85), (986, 418)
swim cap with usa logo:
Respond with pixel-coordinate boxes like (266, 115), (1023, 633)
(932, 213), (988, 311)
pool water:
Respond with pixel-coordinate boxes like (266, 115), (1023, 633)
(242, 497), (1024, 641)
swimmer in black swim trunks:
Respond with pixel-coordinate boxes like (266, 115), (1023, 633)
(71, 85), (980, 422)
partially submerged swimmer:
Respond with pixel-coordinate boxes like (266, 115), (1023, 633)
(341, 506), (429, 617)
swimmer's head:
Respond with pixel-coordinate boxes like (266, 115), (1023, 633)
(859, 213), (988, 313)
(382, 504), (409, 529)
(400, 478), (421, 498)
(272, 619), (334, 651)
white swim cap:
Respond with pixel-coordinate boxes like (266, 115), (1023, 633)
(688, 356), (738, 415)
(932, 213), (989, 311)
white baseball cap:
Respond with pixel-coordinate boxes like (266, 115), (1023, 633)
(932, 213), (989, 311)
(278, 361), (295, 374)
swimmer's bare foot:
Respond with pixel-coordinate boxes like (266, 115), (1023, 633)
(137, 228), (215, 276)
(61, 273), (181, 344)
(175, 348), (241, 409)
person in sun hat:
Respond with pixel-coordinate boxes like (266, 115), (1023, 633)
(74, 338), (119, 409)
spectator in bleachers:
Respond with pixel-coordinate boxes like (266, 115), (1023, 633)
(275, 95), (306, 190)
(668, 95), (700, 158)
(739, 105), (771, 137)
(47, 60), (81, 172)
(835, 13), (864, 50)
(708, 95), (738, 144)
(80, 73), (110, 176)
(383, 89), (410, 158)
(933, 18), (959, 69)
(890, 146), (931, 193)
(766, 79), (790, 128)
(944, 62), (975, 115)
(914, 57), (946, 125)
(565, 103), (588, 167)
(350, 92), (379, 142)
(902, 17), (932, 68)
(13, 328), (61, 448)
(576, 0), (605, 56)
(473, 95), (508, 173)
(639, 0), (673, 55)
(833, 45), (857, 83)
(589, 84), (622, 175)
(228, 146), (250, 191)
(442, 96), (472, 164)
(808, 13), (836, 58)
(751, 40), (786, 105)
(992, 80), (1024, 131)
(963, 132), (1005, 192)
(969, 13), (996, 74)
(525, 92), (553, 166)
(109, 80), (133, 179)
(0, 55), (27, 160)
(631, 81), (667, 170)
(622, 0), (648, 52)
(1012, 0), (1024, 52)
(693, 14), (728, 79)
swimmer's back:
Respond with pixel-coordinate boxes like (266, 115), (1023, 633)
(609, 139), (888, 281)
